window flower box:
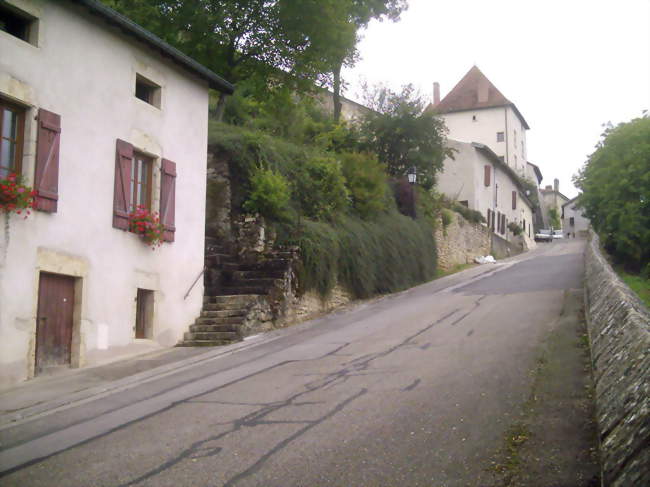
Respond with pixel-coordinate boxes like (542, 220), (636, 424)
(0, 173), (36, 218)
(128, 206), (165, 248)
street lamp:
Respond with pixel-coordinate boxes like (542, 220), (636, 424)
(407, 166), (417, 185)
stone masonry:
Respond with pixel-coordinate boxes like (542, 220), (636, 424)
(584, 232), (649, 487)
(434, 212), (490, 272)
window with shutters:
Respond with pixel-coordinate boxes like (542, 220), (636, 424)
(512, 190), (517, 210)
(135, 75), (161, 108)
(130, 152), (153, 211)
(496, 132), (504, 142)
(0, 99), (25, 179)
(0, 3), (38, 45)
(484, 165), (491, 187)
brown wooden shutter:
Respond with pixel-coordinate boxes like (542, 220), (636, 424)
(34, 109), (61, 212)
(484, 165), (491, 186)
(160, 158), (176, 242)
(512, 191), (517, 210)
(113, 139), (133, 230)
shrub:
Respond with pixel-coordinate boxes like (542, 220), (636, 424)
(441, 209), (453, 228)
(285, 213), (437, 299)
(339, 151), (389, 219)
(243, 167), (291, 221)
(290, 155), (349, 220)
(507, 221), (523, 236)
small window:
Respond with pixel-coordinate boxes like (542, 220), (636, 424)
(0, 4), (37, 45)
(135, 75), (161, 108)
(472, 115), (477, 121)
(514, 130), (517, 145)
(569, 217), (575, 226)
(0, 99), (25, 179)
(130, 152), (153, 211)
(496, 132), (504, 142)
(135, 289), (154, 339)
(458, 200), (469, 207)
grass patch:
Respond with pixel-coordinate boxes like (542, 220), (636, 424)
(615, 268), (650, 308)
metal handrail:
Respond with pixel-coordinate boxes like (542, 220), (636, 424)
(184, 266), (205, 300)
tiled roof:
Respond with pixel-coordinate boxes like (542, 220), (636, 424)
(435, 66), (529, 129)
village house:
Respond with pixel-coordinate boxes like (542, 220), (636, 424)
(562, 195), (590, 238)
(540, 179), (570, 232)
(437, 139), (536, 249)
(0, 0), (233, 388)
(432, 66), (530, 177)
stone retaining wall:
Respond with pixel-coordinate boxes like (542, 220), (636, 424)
(434, 213), (490, 272)
(584, 232), (650, 487)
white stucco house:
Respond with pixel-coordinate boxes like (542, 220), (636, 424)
(0, 0), (233, 387)
(432, 66), (530, 178)
(437, 140), (536, 249)
(562, 195), (590, 238)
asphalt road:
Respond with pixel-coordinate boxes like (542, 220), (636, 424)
(0, 240), (594, 486)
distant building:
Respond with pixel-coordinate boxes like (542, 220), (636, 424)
(0, 0), (233, 387)
(540, 179), (570, 231)
(437, 140), (536, 249)
(432, 66), (530, 177)
(562, 195), (590, 238)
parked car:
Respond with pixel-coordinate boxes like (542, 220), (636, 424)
(535, 229), (553, 242)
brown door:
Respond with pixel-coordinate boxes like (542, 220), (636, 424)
(35, 273), (75, 374)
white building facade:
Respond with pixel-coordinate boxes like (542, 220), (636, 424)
(433, 66), (530, 177)
(562, 196), (590, 238)
(0, 0), (233, 387)
(437, 140), (536, 249)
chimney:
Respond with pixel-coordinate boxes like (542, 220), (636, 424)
(554, 178), (559, 193)
(433, 82), (440, 106)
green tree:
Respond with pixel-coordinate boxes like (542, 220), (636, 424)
(101, 1), (361, 116)
(548, 207), (561, 229)
(573, 115), (650, 273)
(331, 0), (407, 122)
(357, 84), (453, 190)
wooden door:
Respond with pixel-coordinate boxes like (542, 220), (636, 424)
(36, 273), (75, 374)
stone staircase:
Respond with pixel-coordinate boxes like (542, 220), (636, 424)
(178, 237), (292, 346)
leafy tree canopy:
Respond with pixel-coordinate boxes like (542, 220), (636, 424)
(101, 0), (357, 90)
(357, 84), (453, 190)
(573, 115), (650, 273)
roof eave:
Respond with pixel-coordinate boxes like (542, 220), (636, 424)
(70, 0), (234, 94)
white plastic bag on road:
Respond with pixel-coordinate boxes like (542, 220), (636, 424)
(474, 255), (496, 264)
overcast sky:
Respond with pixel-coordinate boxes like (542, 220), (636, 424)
(342, 0), (650, 198)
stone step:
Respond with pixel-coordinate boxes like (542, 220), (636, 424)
(230, 277), (281, 288)
(195, 316), (243, 325)
(203, 294), (260, 307)
(231, 270), (285, 280)
(177, 339), (237, 347)
(201, 309), (247, 318)
(184, 331), (239, 341)
(220, 286), (269, 295)
(222, 259), (291, 272)
(205, 253), (237, 266)
(189, 323), (239, 333)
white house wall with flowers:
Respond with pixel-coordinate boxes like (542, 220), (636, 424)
(0, 0), (233, 387)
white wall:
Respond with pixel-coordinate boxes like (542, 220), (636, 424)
(437, 140), (536, 247)
(0, 0), (210, 387)
(563, 202), (590, 237)
(440, 105), (528, 177)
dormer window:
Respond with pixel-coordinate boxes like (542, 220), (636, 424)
(135, 75), (161, 108)
(0, 3), (38, 45)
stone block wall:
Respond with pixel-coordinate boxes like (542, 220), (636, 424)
(434, 212), (490, 272)
(490, 233), (525, 260)
(584, 232), (650, 487)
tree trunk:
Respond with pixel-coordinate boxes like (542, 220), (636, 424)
(333, 62), (343, 123)
(214, 92), (228, 121)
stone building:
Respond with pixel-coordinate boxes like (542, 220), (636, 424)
(562, 195), (590, 238)
(0, 0), (233, 387)
(540, 179), (570, 231)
